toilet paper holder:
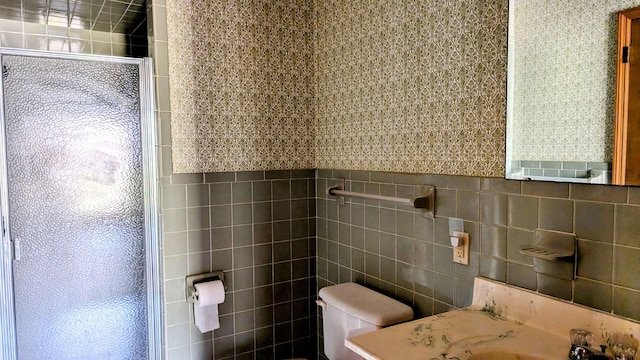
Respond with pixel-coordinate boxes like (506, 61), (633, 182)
(185, 270), (225, 303)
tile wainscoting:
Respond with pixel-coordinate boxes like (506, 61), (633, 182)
(316, 169), (640, 359)
(161, 168), (640, 360)
(161, 170), (317, 360)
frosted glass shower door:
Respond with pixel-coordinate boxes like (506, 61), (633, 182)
(2, 55), (149, 359)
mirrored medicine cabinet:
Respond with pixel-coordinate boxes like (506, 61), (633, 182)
(505, 0), (640, 186)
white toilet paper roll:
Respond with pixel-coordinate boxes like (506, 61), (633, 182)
(195, 280), (225, 306)
(194, 280), (225, 332)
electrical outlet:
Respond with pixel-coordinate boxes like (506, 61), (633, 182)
(452, 231), (469, 265)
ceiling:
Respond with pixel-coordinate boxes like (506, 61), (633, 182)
(0, 0), (146, 34)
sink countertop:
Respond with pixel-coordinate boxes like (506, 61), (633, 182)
(345, 308), (566, 359)
(346, 277), (640, 360)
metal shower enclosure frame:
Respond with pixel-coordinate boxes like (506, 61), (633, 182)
(0, 47), (163, 360)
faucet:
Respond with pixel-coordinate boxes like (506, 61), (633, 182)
(568, 344), (613, 360)
(568, 329), (614, 360)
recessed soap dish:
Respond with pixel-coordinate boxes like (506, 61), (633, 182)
(520, 247), (574, 261)
(519, 230), (577, 280)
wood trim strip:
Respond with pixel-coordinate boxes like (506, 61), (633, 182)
(613, 12), (633, 185)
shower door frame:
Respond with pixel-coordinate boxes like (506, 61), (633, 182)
(0, 48), (163, 360)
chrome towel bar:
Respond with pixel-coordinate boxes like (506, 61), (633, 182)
(326, 179), (435, 217)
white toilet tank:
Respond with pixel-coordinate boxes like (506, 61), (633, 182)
(317, 283), (414, 360)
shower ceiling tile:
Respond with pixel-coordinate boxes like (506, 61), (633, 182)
(0, 0), (146, 34)
(0, 6), (20, 18)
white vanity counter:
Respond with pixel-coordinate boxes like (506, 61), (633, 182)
(345, 308), (566, 359)
(346, 278), (640, 360)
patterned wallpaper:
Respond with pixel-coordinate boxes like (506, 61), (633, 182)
(167, 0), (508, 176)
(313, 0), (508, 177)
(509, 0), (640, 162)
(166, 0), (315, 173)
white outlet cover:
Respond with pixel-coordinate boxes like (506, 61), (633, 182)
(452, 231), (469, 265)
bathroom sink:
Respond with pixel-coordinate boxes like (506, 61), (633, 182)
(345, 277), (640, 360)
(468, 351), (545, 360)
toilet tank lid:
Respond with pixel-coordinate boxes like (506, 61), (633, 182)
(319, 283), (414, 326)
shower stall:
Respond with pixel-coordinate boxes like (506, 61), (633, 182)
(0, 49), (162, 360)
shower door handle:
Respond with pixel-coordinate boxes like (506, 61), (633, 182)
(12, 237), (20, 261)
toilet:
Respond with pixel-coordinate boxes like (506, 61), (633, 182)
(317, 283), (414, 360)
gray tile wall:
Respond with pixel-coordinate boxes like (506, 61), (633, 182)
(0, 17), (145, 56)
(149, 1), (195, 358)
(315, 169), (640, 359)
(162, 170), (317, 360)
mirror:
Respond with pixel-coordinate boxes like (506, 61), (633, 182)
(505, 0), (640, 185)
